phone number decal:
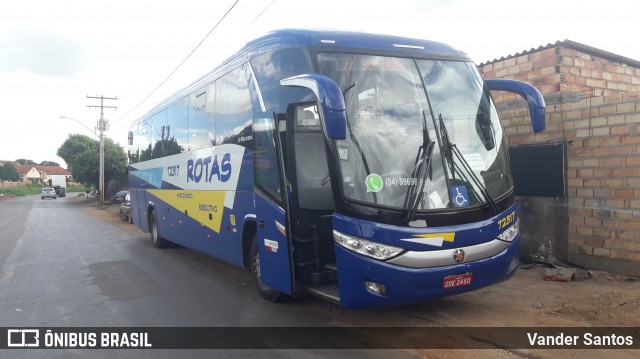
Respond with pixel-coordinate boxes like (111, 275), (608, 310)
(385, 177), (432, 188)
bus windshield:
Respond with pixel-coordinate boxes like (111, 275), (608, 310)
(317, 53), (511, 212)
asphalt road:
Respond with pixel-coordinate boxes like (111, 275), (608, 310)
(0, 194), (420, 359)
(6, 194), (637, 359)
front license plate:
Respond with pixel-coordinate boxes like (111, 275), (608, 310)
(442, 273), (473, 289)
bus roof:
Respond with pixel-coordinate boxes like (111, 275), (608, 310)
(244, 29), (469, 61)
(132, 29), (470, 126)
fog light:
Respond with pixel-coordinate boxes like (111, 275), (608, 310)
(365, 281), (387, 296)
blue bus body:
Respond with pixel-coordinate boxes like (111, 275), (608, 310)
(128, 29), (545, 309)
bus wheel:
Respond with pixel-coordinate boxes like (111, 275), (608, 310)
(250, 234), (283, 302)
(150, 211), (169, 249)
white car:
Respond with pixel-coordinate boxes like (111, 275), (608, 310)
(41, 187), (58, 200)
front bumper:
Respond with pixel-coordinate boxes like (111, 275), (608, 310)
(335, 236), (520, 309)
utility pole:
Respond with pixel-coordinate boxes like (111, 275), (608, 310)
(87, 95), (118, 205)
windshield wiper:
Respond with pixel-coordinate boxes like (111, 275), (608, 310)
(342, 82), (356, 97)
(438, 114), (499, 213)
(403, 111), (435, 222)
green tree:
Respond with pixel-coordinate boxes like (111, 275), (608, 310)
(103, 138), (128, 184)
(15, 158), (36, 165)
(57, 134), (95, 168)
(57, 134), (127, 188)
(39, 160), (60, 166)
(71, 150), (99, 187)
(0, 163), (20, 182)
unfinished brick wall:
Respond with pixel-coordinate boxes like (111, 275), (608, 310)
(481, 41), (640, 96)
(563, 93), (640, 266)
(479, 42), (640, 272)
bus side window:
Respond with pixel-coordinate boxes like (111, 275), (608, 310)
(166, 97), (189, 155)
(250, 48), (314, 113)
(189, 83), (216, 150)
(277, 114), (288, 175)
(139, 119), (154, 162)
(128, 125), (140, 164)
(254, 117), (283, 203)
(216, 65), (253, 148)
(150, 110), (168, 159)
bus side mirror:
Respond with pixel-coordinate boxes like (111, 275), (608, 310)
(280, 74), (347, 140)
(128, 131), (134, 146)
(485, 79), (546, 133)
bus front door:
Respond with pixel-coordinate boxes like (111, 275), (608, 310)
(254, 193), (293, 296)
(284, 103), (337, 288)
(253, 114), (294, 297)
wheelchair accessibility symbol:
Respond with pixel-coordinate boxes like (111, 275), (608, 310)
(452, 186), (469, 207)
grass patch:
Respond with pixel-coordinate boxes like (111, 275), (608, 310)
(96, 203), (122, 217)
(68, 185), (89, 193)
(0, 186), (42, 196)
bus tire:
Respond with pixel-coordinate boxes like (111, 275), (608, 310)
(150, 210), (169, 249)
(250, 234), (283, 302)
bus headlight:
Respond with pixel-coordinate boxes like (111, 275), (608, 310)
(497, 219), (520, 243)
(333, 230), (404, 260)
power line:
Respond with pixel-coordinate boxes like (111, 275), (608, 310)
(113, 0), (241, 125)
(245, 0), (277, 30)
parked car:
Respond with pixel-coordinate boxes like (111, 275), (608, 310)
(41, 187), (57, 200)
(119, 192), (133, 223)
(110, 190), (129, 204)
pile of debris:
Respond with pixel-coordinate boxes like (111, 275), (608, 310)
(519, 255), (640, 282)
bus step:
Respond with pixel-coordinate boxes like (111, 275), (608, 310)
(308, 268), (337, 285)
(307, 285), (340, 304)
(324, 263), (337, 271)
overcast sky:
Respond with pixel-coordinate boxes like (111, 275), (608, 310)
(1, 0), (637, 167)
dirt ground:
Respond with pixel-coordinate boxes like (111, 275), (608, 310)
(468, 265), (640, 328)
(82, 195), (640, 358)
(323, 263), (640, 359)
(437, 267), (640, 358)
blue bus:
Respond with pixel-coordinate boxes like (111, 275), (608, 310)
(127, 29), (545, 309)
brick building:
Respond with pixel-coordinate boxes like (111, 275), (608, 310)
(479, 40), (640, 273)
